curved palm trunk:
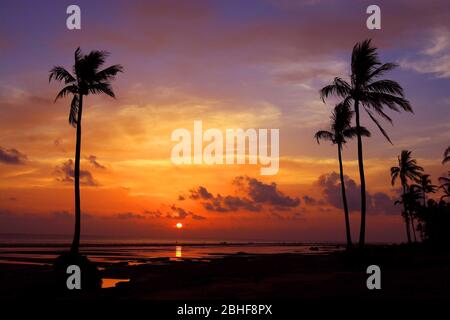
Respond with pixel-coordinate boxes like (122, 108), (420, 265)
(355, 100), (367, 248)
(338, 145), (352, 248)
(71, 94), (83, 254)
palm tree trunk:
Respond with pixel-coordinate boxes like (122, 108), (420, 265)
(402, 185), (412, 244)
(71, 94), (83, 254)
(410, 214), (417, 242)
(355, 100), (367, 248)
(338, 145), (352, 249)
(404, 212), (411, 244)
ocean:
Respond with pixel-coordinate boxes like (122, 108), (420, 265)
(0, 233), (343, 266)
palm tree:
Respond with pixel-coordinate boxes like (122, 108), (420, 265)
(390, 150), (423, 243)
(320, 39), (412, 247)
(314, 102), (370, 248)
(49, 48), (123, 254)
(411, 174), (437, 207)
(439, 172), (450, 201)
(443, 146), (450, 164)
(395, 187), (421, 240)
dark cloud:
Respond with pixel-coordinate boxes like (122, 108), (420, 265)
(191, 213), (206, 220)
(169, 205), (190, 219)
(189, 176), (300, 214)
(190, 186), (261, 213)
(178, 195), (185, 201)
(55, 159), (99, 186)
(86, 155), (106, 169)
(317, 172), (397, 215)
(143, 209), (163, 218)
(189, 186), (213, 200)
(144, 206), (206, 221)
(0, 146), (27, 165)
(235, 176), (300, 208)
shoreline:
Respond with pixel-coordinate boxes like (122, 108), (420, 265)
(1, 245), (449, 300)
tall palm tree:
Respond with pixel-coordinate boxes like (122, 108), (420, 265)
(314, 102), (370, 248)
(411, 174), (437, 207)
(390, 150), (423, 243)
(320, 39), (412, 247)
(443, 146), (450, 164)
(49, 48), (123, 254)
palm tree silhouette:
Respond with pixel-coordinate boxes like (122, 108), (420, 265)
(315, 102), (370, 248)
(439, 172), (450, 201)
(411, 174), (437, 207)
(443, 146), (450, 164)
(49, 48), (123, 254)
(390, 150), (423, 243)
(320, 39), (412, 247)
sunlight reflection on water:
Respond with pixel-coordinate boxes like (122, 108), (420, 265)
(175, 245), (182, 258)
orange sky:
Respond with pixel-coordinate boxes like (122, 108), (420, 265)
(0, 0), (449, 242)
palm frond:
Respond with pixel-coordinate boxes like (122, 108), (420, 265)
(344, 126), (371, 139)
(365, 108), (392, 144)
(351, 39), (381, 86)
(69, 94), (79, 127)
(87, 82), (115, 98)
(49, 66), (76, 84)
(366, 79), (404, 96)
(83, 50), (108, 73)
(319, 77), (351, 102)
(314, 130), (334, 144)
(369, 62), (398, 80)
(443, 146), (450, 164)
(391, 167), (400, 185)
(95, 65), (124, 81)
(54, 85), (78, 102)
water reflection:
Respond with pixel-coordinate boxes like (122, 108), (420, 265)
(175, 245), (182, 258)
(102, 278), (130, 288)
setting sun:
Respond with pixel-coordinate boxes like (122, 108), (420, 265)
(176, 223), (183, 229)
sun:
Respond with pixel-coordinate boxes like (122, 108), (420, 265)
(176, 222), (183, 229)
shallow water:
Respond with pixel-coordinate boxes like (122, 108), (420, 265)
(0, 241), (343, 265)
(102, 278), (130, 288)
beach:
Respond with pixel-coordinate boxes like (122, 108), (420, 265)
(0, 242), (449, 301)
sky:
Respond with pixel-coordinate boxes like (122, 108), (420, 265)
(0, 0), (449, 242)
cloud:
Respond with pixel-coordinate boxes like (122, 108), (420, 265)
(316, 172), (397, 215)
(0, 146), (27, 165)
(235, 176), (300, 208)
(55, 159), (99, 186)
(166, 205), (206, 220)
(401, 28), (450, 78)
(144, 206), (206, 220)
(86, 155), (106, 169)
(189, 176), (300, 214)
(189, 186), (213, 200)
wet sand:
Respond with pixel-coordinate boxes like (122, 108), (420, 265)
(0, 245), (449, 301)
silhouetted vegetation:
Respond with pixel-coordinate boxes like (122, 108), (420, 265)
(320, 39), (412, 248)
(416, 200), (450, 247)
(49, 48), (123, 253)
(391, 150), (423, 243)
(315, 102), (370, 248)
(390, 146), (450, 247)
